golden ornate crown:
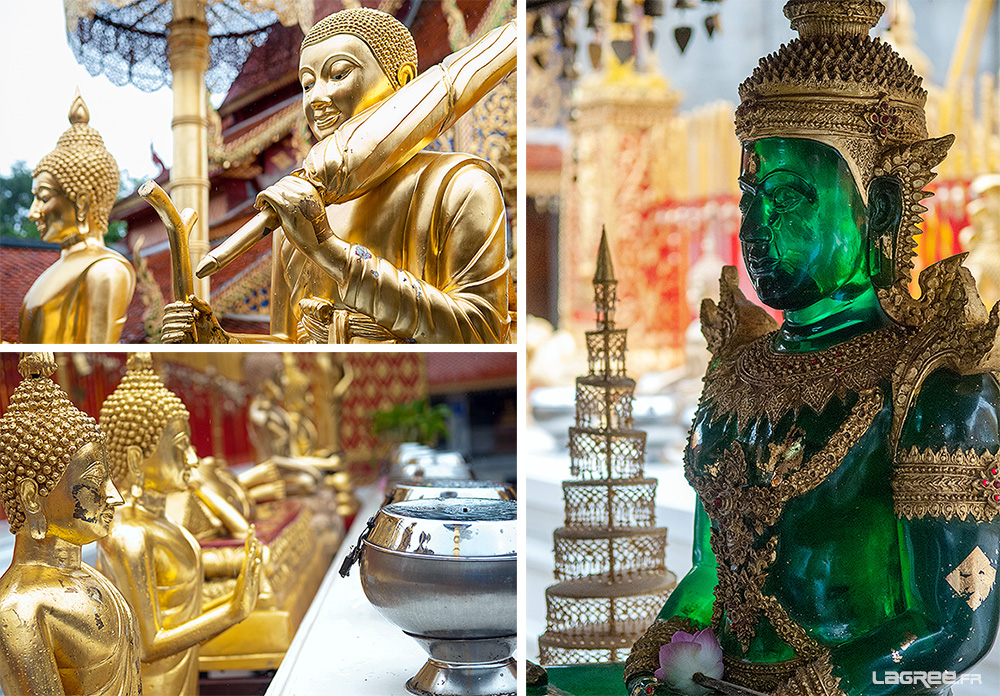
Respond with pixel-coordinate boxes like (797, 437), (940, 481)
(0, 353), (104, 534)
(302, 8), (418, 88)
(735, 0), (927, 200)
(33, 91), (119, 233)
(99, 353), (190, 487)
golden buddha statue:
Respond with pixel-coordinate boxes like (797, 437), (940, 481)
(160, 7), (516, 344)
(96, 353), (262, 695)
(0, 353), (140, 696)
(19, 92), (136, 343)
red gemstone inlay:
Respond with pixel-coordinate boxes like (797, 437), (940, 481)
(992, 467), (998, 475)
(984, 480), (991, 487)
(994, 494), (1000, 502)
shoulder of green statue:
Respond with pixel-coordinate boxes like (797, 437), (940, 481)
(884, 254), (1000, 375)
(700, 266), (777, 358)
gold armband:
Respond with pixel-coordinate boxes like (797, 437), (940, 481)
(893, 447), (1000, 522)
(772, 654), (846, 696)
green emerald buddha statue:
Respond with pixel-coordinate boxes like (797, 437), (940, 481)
(625, 2), (999, 695)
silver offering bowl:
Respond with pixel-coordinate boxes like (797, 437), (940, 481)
(341, 498), (517, 696)
(385, 479), (516, 506)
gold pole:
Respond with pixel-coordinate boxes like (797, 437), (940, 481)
(168, 0), (211, 300)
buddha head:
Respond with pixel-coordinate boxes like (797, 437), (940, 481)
(299, 7), (418, 140)
(0, 353), (123, 543)
(734, 0), (951, 313)
(30, 91), (120, 246)
(100, 353), (196, 499)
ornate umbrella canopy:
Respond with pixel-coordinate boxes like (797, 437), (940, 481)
(63, 0), (313, 93)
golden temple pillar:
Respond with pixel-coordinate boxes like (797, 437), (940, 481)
(559, 59), (681, 373)
(168, 0), (211, 300)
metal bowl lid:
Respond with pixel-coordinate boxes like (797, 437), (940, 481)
(365, 498), (517, 557)
(387, 479), (515, 504)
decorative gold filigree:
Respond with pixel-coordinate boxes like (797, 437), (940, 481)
(893, 447), (1000, 522)
(700, 266), (778, 360)
(623, 616), (699, 683)
(701, 312), (903, 429)
(944, 546), (997, 611)
(723, 654), (805, 693)
(772, 653), (846, 696)
(688, 388), (882, 653)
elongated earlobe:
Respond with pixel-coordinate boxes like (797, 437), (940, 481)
(126, 445), (145, 502)
(18, 479), (46, 540)
(867, 176), (903, 289)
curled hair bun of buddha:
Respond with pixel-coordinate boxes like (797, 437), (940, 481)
(0, 353), (104, 534)
(302, 7), (417, 88)
(100, 352), (190, 488)
(33, 90), (120, 234)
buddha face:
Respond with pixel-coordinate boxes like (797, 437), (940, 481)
(42, 441), (123, 545)
(144, 418), (198, 494)
(299, 34), (396, 140)
(738, 138), (870, 310)
(28, 171), (79, 244)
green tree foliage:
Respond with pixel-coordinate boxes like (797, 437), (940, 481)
(0, 160), (141, 243)
(0, 161), (38, 238)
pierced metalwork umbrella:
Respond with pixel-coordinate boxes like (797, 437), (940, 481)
(62, 0), (314, 298)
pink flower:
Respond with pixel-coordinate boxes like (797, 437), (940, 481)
(654, 628), (724, 695)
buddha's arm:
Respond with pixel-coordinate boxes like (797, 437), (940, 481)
(793, 370), (1000, 696)
(189, 472), (250, 538)
(108, 526), (259, 662)
(302, 22), (516, 204)
(0, 599), (65, 695)
(317, 165), (509, 343)
(624, 499), (719, 696)
(82, 257), (135, 343)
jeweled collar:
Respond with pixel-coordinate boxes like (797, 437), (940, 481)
(701, 323), (913, 429)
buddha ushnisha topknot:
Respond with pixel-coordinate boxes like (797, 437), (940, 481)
(0, 353), (105, 534)
(99, 353), (190, 488)
(301, 8), (417, 88)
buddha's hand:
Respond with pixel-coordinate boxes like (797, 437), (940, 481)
(230, 526), (264, 622)
(161, 295), (233, 344)
(626, 674), (684, 696)
(256, 175), (337, 263)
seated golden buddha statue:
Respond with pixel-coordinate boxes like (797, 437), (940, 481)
(96, 353), (262, 694)
(625, 2), (999, 695)
(161, 7), (515, 344)
(19, 92), (136, 343)
(0, 353), (139, 696)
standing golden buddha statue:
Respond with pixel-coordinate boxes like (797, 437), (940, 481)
(0, 353), (140, 696)
(19, 92), (136, 343)
(96, 353), (262, 695)
(161, 7), (515, 344)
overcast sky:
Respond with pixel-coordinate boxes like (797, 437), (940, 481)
(0, 1), (179, 182)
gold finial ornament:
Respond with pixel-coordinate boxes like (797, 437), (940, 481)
(0, 353), (104, 534)
(99, 352), (190, 488)
(302, 7), (417, 88)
